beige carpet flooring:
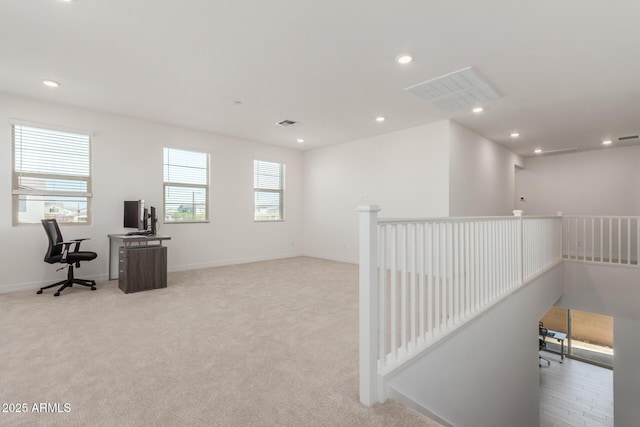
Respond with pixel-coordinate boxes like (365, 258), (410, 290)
(0, 257), (442, 427)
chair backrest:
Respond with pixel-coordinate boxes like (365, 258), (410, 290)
(539, 327), (548, 349)
(41, 219), (64, 263)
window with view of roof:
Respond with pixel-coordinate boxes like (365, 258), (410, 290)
(12, 123), (92, 225)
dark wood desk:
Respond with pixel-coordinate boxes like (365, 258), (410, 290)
(108, 234), (171, 293)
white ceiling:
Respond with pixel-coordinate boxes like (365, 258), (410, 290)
(2, 0), (640, 156)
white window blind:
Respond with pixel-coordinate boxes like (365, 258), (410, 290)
(12, 124), (92, 224)
(163, 147), (209, 222)
(254, 160), (284, 221)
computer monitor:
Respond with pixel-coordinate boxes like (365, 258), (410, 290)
(123, 200), (145, 230)
(142, 207), (148, 231)
(150, 206), (157, 235)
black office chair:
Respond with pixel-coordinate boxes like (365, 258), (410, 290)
(539, 322), (551, 367)
(37, 219), (98, 297)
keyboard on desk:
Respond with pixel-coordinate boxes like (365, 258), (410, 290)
(126, 231), (152, 236)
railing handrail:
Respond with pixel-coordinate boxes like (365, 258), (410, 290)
(378, 214), (559, 224)
(563, 214), (640, 219)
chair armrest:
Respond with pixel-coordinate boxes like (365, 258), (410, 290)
(69, 238), (89, 249)
(60, 238), (90, 259)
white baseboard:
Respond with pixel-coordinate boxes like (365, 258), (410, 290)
(167, 251), (305, 273)
(0, 252), (307, 295)
(1, 251), (336, 294)
(300, 252), (357, 265)
(0, 280), (42, 294)
(0, 272), (109, 295)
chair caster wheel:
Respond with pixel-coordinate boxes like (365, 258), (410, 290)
(91, 287), (96, 291)
(37, 290), (43, 294)
(54, 292), (60, 297)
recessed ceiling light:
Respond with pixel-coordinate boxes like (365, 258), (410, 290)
(472, 107), (484, 113)
(510, 132), (520, 138)
(376, 116), (385, 122)
(534, 149), (542, 154)
(397, 55), (412, 64)
(296, 139), (304, 144)
(42, 80), (60, 88)
(602, 139), (612, 145)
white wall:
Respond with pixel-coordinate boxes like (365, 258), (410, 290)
(515, 146), (640, 216)
(448, 121), (524, 216)
(303, 121), (450, 263)
(387, 264), (564, 427)
(0, 93), (304, 292)
(613, 316), (640, 427)
(303, 120), (523, 263)
(558, 261), (640, 426)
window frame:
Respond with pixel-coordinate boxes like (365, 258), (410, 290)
(163, 147), (210, 224)
(253, 159), (285, 222)
(11, 121), (93, 226)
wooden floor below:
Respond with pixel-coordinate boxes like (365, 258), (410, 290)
(539, 355), (613, 426)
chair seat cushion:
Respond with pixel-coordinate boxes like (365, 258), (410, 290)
(49, 251), (98, 264)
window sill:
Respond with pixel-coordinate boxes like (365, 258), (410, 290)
(163, 220), (210, 224)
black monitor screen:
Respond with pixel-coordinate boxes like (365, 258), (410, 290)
(150, 206), (157, 235)
(123, 200), (144, 229)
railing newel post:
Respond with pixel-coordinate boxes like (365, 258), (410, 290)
(358, 205), (381, 406)
(514, 210), (524, 284)
(637, 216), (640, 266)
(557, 212), (563, 263)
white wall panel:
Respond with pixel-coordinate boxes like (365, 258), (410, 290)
(449, 121), (523, 216)
(515, 146), (640, 216)
(303, 121), (451, 263)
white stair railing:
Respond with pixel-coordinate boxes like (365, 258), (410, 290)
(358, 206), (562, 406)
(562, 215), (640, 266)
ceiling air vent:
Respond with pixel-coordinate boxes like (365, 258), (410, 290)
(405, 67), (501, 112)
(534, 148), (580, 157)
(618, 135), (639, 141)
(276, 119), (297, 127)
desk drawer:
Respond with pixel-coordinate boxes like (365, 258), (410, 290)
(118, 246), (167, 293)
(118, 248), (127, 281)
